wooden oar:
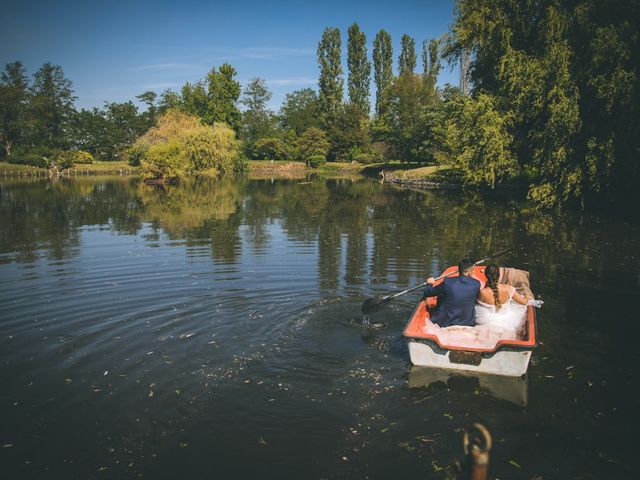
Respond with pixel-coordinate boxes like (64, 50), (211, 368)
(361, 248), (512, 314)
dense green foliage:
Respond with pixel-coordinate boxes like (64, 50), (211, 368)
(398, 34), (417, 75)
(317, 27), (344, 126)
(373, 30), (393, 117)
(134, 110), (241, 183)
(278, 88), (321, 135)
(297, 127), (330, 165)
(446, 0), (640, 208)
(347, 23), (371, 116)
(3, 3), (636, 207)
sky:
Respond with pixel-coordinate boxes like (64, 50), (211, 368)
(1, 0), (459, 111)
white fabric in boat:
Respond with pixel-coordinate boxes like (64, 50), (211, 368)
(422, 287), (528, 350)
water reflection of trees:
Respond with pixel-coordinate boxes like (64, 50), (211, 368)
(0, 178), (143, 262)
(2, 178), (638, 300)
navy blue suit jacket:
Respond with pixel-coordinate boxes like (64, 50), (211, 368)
(423, 276), (481, 327)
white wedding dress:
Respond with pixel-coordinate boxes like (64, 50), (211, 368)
(474, 286), (528, 339)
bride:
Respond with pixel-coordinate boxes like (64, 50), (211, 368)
(475, 264), (530, 339)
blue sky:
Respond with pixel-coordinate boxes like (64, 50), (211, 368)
(1, 0), (458, 111)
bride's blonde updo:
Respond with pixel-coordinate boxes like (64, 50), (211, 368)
(484, 264), (502, 310)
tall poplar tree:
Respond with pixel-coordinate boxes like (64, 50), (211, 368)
(373, 29), (393, 117)
(317, 27), (343, 125)
(398, 34), (417, 75)
(422, 38), (441, 92)
(347, 23), (371, 116)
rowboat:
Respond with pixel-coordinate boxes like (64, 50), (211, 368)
(402, 265), (537, 377)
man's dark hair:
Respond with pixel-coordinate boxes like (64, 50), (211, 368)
(458, 257), (475, 274)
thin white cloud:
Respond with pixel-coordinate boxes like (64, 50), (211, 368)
(266, 77), (316, 87)
(128, 62), (193, 71)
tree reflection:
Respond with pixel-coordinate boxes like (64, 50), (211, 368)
(2, 177), (638, 303)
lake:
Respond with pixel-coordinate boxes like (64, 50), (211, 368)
(1, 176), (638, 479)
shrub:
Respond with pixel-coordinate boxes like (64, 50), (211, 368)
(233, 152), (249, 174)
(73, 150), (94, 164)
(53, 151), (75, 170)
(126, 145), (146, 166)
(252, 137), (286, 160)
(307, 155), (327, 168)
(352, 151), (383, 164)
(7, 148), (49, 168)
(61, 150), (94, 165)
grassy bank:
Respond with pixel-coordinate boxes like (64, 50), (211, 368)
(0, 161), (138, 177)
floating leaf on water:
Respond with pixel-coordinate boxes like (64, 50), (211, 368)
(380, 428), (388, 433)
(443, 413), (453, 419)
(258, 436), (268, 445)
(179, 442), (188, 448)
(2, 444), (13, 448)
(509, 460), (522, 469)
(64, 378), (72, 384)
(97, 466), (108, 472)
(104, 371), (108, 376)
(148, 390), (154, 398)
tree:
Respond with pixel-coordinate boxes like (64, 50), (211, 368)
(317, 27), (343, 126)
(252, 137), (286, 160)
(136, 90), (158, 130)
(439, 92), (517, 187)
(278, 88), (320, 135)
(422, 38), (441, 92)
(134, 110), (240, 182)
(158, 89), (182, 112)
(0, 61), (30, 156)
(347, 23), (371, 116)
(70, 107), (110, 157)
(442, 0), (635, 208)
(385, 73), (431, 161)
(297, 127), (330, 164)
(206, 63), (241, 130)
(240, 78), (276, 151)
(373, 30), (393, 117)
(30, 62), (76, 149)
(181, 82), (209, 120)
(104, 101), (146, 158)
(327, 103), (371, 160)
(398, 34), (417, 76)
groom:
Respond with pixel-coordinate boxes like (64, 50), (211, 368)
(422, 258), (481, 327)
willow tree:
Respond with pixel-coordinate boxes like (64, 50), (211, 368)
(373, 30), (393, 117)
(347, 23), (371, 116)
(398, 34), (417, 75)
(317, 27), (343, 126)
(446, 0), (639, 209)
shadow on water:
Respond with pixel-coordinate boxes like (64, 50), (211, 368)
(0, 176), (639, 478)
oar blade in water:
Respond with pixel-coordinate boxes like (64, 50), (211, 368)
(361, 296), (388, 313)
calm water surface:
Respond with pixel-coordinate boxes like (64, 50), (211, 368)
(1, 177), (638, 479)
